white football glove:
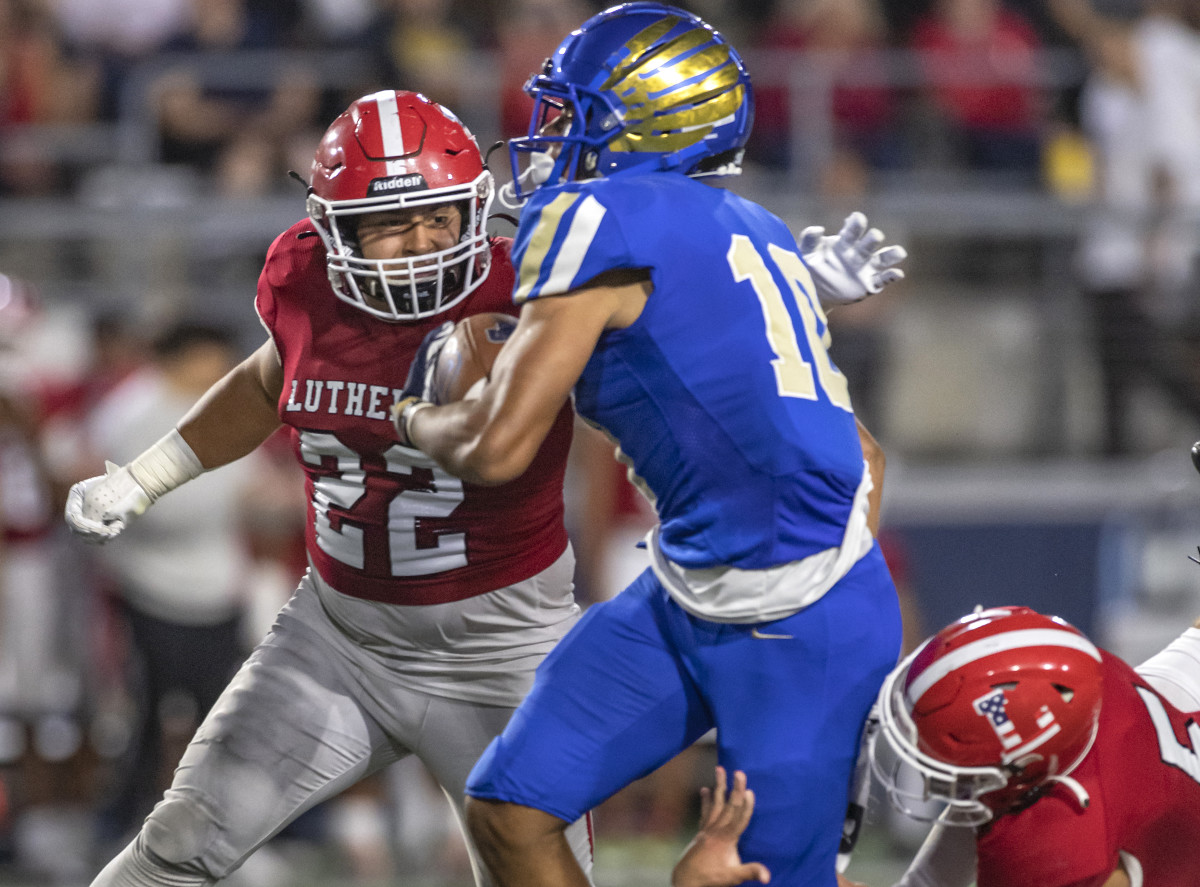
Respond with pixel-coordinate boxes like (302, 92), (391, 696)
(64, 460), (152, 544)
(799, 211), (907, 309)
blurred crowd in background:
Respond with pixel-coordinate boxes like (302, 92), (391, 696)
(3, 0), (1200, 884)
(0, 0), (1100, 199)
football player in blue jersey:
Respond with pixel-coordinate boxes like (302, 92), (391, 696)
(393, 4), (907, 885)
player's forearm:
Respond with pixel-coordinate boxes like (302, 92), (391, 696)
(856, 418), (885, 536)
(407, 397), (543, 486)
(409, 299), (597, 485)
(175, 342), (283, 469)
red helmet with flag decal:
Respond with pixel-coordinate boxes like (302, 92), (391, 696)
(307, 90), (494, 322)
(870, 606), (1104, 826)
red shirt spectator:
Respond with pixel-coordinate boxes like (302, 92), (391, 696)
(748, 0), (905, 191)
(910, 0), (1042, 133)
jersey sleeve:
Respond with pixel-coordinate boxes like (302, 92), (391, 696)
(255, 225), (303, 337)
(255, 220), (319, 373)
(510, 183), (638, 304)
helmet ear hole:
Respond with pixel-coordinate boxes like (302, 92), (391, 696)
(1053, 684), (1075, 702)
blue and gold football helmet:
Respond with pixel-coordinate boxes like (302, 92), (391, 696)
(507, 2), (754, 199)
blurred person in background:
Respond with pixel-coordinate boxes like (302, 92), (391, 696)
(78, 319), (260, 853)
(231, 425), (308, 644)
(0, 274), (95, 884)
(374, 0), (480, 115)
(50, 0), (191, 121)
(38, 311), (149, 495)
(1050, 0), (1200, 456)
(293, 0), (377, 48)
(0, 0), (101, 196)
(64, 89), (596, 887)
(496, 0), (595, 138)
(748, 0), (906, 195)
(151, 0), (325, 196)
(908, 0), (1046, 182)
(744, 0), (909, 433)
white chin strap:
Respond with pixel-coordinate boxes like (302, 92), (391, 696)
(1045, 772), (1090, 811)
(497, 151), (556, 211)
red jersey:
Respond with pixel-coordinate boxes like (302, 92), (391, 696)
(977, 651), (1200, 887)
(255, 219), (572, 605)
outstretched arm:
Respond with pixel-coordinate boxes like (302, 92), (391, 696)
(405, 275), (648, 485)
(1047, 0), (1137, 85)
(1135, 612), (1200, 713)
(671, 767), (770, 887)
(65, 339), (284, 543)
(176, 338), (285, 468)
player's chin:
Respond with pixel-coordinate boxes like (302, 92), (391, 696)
(360, 282), (420, 317)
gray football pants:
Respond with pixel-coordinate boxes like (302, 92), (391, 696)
(88, 577), (594, 887)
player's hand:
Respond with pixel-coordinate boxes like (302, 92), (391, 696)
(671, 767), (771, 887)
(392, 321), (455, 446)
(799, 211), (906, 308)
(64, 461), (152, 544)
(837, 876), (870, 887)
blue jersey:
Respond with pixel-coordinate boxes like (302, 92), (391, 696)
(512, 172), (866, 571)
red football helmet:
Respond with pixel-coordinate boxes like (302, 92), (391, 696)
(307, 90), (494, 322)
(871, 606), (1104, 826)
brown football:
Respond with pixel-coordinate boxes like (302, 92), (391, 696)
(428, 312), (517, 404)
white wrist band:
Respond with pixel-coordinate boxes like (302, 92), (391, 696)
(127, 428), (205, 502)
(402, 400), (433, 446)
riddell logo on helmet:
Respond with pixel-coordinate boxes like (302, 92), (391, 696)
(368, 174), (428, 194)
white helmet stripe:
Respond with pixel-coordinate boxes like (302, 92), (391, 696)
(366, 90), (408, 176)
(907, 629), (1102, 706)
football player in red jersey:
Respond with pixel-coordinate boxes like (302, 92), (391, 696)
(677, 605), (1200, 887)
(860, 605), (1200, 887)
(64, 90), (595, 887)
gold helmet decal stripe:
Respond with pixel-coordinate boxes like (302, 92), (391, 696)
(610, 87), (744, 153)
(599, 15), (745, 156)
(646, 84), (744, 133)
(599, 15), (685, 91)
